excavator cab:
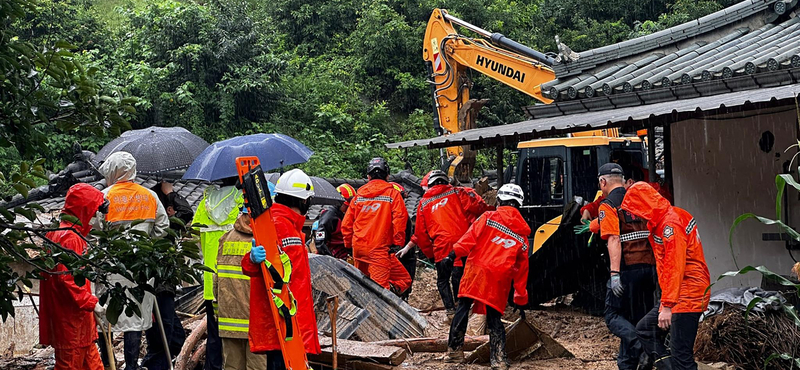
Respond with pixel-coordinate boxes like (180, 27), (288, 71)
(514, 136), (646, 310)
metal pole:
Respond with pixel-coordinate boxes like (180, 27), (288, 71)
(153, 299), (174, 370)
(442, 13), (492, 38)
(647, 126), (657, 183)
(496, 145), (504, 187)
(663, 123), (674, 202)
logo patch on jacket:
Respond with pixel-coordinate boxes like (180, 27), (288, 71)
(431, 198), (449, 212)
(663, 226), (674, 239)
(315, 230), (325, 241)
(598, 210), (605, 221)
(491, 236), (517, 249)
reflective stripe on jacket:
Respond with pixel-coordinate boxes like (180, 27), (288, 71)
(215, 215), (256, 339)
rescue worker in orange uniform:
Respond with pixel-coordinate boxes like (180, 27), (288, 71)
(39, 183), (108, 370)
(621, 182), (711, 370)
(594, 164), (658, 370)
(445, 184), (530, 370)
(315, 184), (356, 260)
(398, 170), (491, 316)
(341, 158), (412, 294)
(241, 169), (321, 370)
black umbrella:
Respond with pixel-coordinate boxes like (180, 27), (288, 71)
(95, 127), (210, 175)
(266, 173), (344, 206)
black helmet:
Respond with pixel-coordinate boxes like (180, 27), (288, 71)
(367, 157), (389, 179)
(428, 170), (449, 186)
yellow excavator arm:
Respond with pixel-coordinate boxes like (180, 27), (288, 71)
(423, 9), (556, 181)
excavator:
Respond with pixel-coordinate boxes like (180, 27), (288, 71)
(423, 9), (649, 311)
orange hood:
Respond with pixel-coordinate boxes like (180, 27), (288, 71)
(63, 183), (105, 236)
(357, 179), (395, 198)
(621, 182), (671, 227)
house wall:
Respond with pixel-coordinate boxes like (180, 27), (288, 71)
(671, 107), (799, 290)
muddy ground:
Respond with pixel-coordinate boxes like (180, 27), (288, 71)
(405, 266), (618, 370)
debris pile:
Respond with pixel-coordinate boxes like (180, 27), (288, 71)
(695, 308), (800, 370)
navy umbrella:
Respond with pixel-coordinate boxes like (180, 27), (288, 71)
(265, 173), (344, 206)
(95, 126), (210, 175)
(182, 133), (314, 182)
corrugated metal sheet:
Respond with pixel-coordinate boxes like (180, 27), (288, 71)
(386, 82), (800, 150)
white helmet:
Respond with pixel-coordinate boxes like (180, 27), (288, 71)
(497, 183), (524, 207)
(275, 169), (315, 200)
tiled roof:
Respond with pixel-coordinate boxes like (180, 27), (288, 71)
(539, 0), (799, 105)
(31, 176), (211, 213)
(14, 158), (426, 223)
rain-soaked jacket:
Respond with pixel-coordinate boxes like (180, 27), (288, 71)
(93, 151), (162, 332)
(341, 179), (408, 262)
(453, 206), (531, 313)
(215, 214), (255, 339)
(40, 183), (104, 349)
(241, 203), (320, 354)
(193, 185), (244, 301)
(415, 184), (491, 263)
(621, 182), (710, 313)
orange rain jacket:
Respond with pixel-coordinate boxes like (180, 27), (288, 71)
(415, 184), (492, 263)
(453, 206), (531, 313)
(621, 182), (710, 313)
(341, 179), (408, 261)
(40, 183), (104, 350)
(242, 203), (321, 355)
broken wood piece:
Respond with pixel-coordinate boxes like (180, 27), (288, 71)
(314, 337), (407, 366)
(348, 361), (397, 370)
(465, 318), (573, 364)
(186, 339), (207, 370)
(175, 313), (207, 370)
(370, 335), (488, 352)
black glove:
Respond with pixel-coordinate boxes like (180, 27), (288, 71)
(610, 273), (624, 298)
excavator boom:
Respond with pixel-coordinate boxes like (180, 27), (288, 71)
(423, 9), (556, 181)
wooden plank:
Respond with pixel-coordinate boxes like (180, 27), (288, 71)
(314, 337), (407, 366)
(370, 336), (488, 353)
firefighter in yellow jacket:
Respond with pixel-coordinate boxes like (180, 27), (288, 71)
(215, 207), (267, 370)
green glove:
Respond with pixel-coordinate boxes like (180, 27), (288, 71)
(573, 219), (590, 235)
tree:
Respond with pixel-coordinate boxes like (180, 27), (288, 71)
(0, 0), (205, 323)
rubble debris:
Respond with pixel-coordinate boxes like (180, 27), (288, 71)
(311, 336), (407, 366)
(695, 308), (800, 370)
(465, 317), (573, 364)
(175, 313), (207, 370)
(371, 335), (488, 353)
(309, 255), (427, 341)
(314, 291), (369, 339)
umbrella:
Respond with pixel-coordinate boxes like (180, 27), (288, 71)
(182, 133), (314, 182)
(95, 127), (210, 175)
(266, 173), (344, 206)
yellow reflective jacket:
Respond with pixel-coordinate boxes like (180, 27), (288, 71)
(193, 185), (243, 301)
